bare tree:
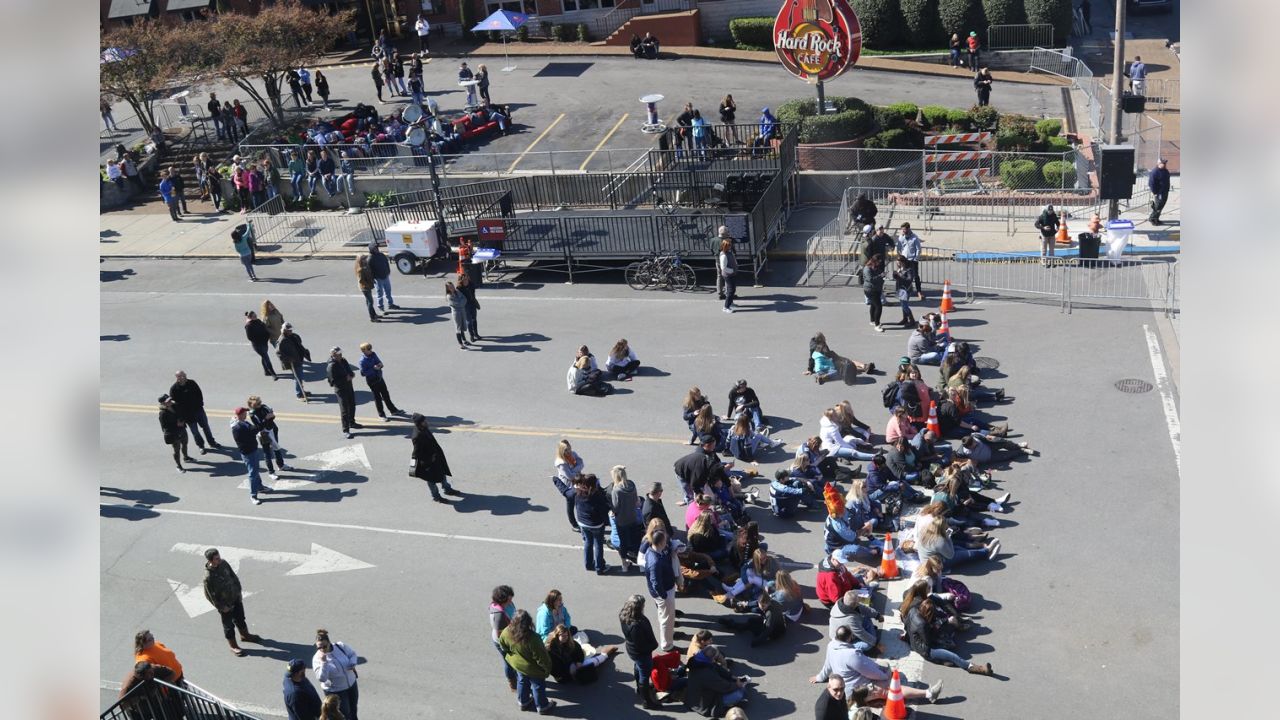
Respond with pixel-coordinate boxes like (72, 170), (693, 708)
(207, 1), (353, 128)
(100, 21), (200, 135)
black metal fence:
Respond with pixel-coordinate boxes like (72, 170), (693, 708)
(101, 679), (261, 720)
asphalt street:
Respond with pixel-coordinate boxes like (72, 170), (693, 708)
(106, 56), (1062, 173)
(100, 254), (1177, 719)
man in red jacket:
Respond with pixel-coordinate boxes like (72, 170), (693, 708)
(816, 552), (864, 608)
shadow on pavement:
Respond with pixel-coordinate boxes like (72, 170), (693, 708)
(260, 487), (358, 503)
(448, 492), (548, 516)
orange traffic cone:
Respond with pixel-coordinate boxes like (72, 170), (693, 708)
(879, 533), (899, 580)
(937, 313), (951, 345)
(1056, 216), (1071, 246)
(926, 401), (942, 438)
(938, 280), (955, 313)
(882, 668), (909, 719)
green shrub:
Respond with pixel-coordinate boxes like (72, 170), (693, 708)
(996, 127), (1034, 150)
(875, 102), (919, 131)
(1045, 135), (1071, 152)
(798, 110), (875, 143)
(1024, 0), (1073, 45)
(900, 0), (946, 47)
(947, 108), (972, 126)
(550, 23), (565, 42)
(998, 158), (1040, 188)
(515, 25), (529, 42)
(539, 20), (552, 37)
(981, 0), (1025, 26)
(1034, 118), (1063, 140)
(488, 30), (502, 43)
(729, 17), (774, 50)
(938, 0), (986, 39)
(831, 96), (874, 116)
(576, 23), (589, 42)
(851, 0), (905, 49)
(1042, 159), (1077, 187)
(920, 104), (953, 129)
(864, 128), (921, 149)
(968, 104), (998, 129)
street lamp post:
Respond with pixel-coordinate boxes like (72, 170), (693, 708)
(1108, 1), (1126, 220)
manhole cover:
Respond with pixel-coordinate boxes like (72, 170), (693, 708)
(1115, 379), (1153, 394)
(975, 357), (1000, 370)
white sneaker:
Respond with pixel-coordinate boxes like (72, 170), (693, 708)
(1018, 442), (1030, 449)
(987, 539), (1001, 560)
(269, 473), (279, 481)
(982, 517), (1000, 528)
(722, 307), (733, 314)
(987, 502), (1002, 513)
(875, 325), (885, 333)
(250, 496), (262, 506)
(995, 492), (1011, 505)
(927, 679), (944, 703)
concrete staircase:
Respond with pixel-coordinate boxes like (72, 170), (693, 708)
(603, 10), (701, 47)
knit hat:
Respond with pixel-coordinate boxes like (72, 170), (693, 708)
(969, 31), (977, 37)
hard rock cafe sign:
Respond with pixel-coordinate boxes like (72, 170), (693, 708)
(773, 0), (862, 83)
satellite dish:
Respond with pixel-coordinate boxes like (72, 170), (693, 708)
(406, 126), (427, 147)
(403, 104), (424, 124)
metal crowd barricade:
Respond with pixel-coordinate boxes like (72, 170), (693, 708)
(101, 678), (262, 720)
(949, 252), (1179, 316)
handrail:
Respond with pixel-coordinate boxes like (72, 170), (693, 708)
(102, 678), (262, 720)
(601, 150), (652, 202)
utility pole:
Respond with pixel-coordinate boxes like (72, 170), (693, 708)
(1107, 1), (1126, 220)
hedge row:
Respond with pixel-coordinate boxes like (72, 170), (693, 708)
(733, 0), (1071, 51)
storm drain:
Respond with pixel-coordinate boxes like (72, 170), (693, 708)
(1115, 378), (1154, 394)
(975, 357), (1000, 370)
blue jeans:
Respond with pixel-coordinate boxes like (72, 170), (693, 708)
(322, 176), (337, 197)
(916, 351), (944, 365)
(337, 173), (355, 195)
(943, 546), (988, 569)
(833, 543), (877, 563)
(240, 255), (256, 279)
(929, 647), (969, 668)
(290, 172), (304, 198)
(307, 174), (319, 195)
(831, 445), (875, 461)
(581, 525), (606, 571)
(632, 653), (653, 688)
(721, 687), (746, 708)
(241, 448), (264, 497)
(266, 182), (279, 200)
(212, 115), (225, 139)
(516, 672), (548, 710)
(374, 276), (394, 308)
(494, 641), (517, 684)
(723, 275), (736, 309)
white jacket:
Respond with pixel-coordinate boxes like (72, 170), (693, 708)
(604, 348), (638, 373)
(313, 641), (358, 692)
(818, 415), (853, 454)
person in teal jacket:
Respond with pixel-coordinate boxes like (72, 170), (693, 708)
(535, 589), (575, 641)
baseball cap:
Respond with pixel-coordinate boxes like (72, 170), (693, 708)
(234, 406), (248, 415)
(283, 322), (293, 330)
(698, 434), (717, 445)
(331, 347), (342, 354)
(287, 659), (307, 674)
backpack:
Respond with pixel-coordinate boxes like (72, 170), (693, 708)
(728, 433), (755, 463)
(940, 577), (971, 612)
(881, 381), (899, 409)
(837, 356), (859, 386)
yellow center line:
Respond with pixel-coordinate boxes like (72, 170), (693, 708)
(101, 403), (686, 445)
(578, 113), (630, 172)
(507, 112), (566, 173)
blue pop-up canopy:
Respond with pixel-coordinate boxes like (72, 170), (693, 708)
(471, 10), (529, 72)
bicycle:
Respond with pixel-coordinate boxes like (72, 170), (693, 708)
(625, 249), (697, 291)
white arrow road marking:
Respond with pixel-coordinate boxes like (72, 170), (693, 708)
(171, 542), (375, 576)
(238, 443), (371, 491)
(166, 578), (256, 619)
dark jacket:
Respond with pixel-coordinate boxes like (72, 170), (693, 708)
(358, 351), (385, 382)
(726, 386), (761, 417)
(410, 413), (451, 482)
(159, 406), (185, 444)
(682, 397), (710, 427)
(367, 249), (391, 279)
(458, 282), (480, 310)
(815, 687), (848, 720)
(277, 332), (309, 371)
(1035, 208), (1060, 235)
(904, 605), (936, 657)
(620, 616), (658, 661)
(547, 640), (594, 684)
(230, 419), (259, 455)
(641, 539), (677, 598)
(552, 477), (612, 529)
(673, 448), (730, 498)
(851, 196), (877, 223)
(884, 445), (921, 482)
(282, 672), (322, 720)
(862, 233), (891, 262)
(326, 357), (355, 389)
(245, 319), (270, 345)
(168, 379), (205, 421)
(859, 263), (885, 292)
(747, 596), (788, 644)
(1148, 166), (1171, 194)
(684, 651), (740, 717)
(203, 559), (242, 610)
(643, 495), (671, 536)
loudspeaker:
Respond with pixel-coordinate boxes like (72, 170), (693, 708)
(1121, 93), (1146, 113)
(1098, 145), (1135, 200)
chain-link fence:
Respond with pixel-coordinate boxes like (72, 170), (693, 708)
(988, 24), (1056, 50)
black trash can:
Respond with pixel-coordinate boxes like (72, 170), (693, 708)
(1078, 232), (1101, 259)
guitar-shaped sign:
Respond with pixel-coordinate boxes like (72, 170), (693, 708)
(773, 0), (863, 83)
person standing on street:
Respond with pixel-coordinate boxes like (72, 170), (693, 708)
(284, 658), (322, 720)
(159, 170), (181, 222)
(245, 311), (277, 377)
(287, 69), (304, 108)
(158, 394), (191, 473)
(859, 255), (886, 332)
(170, 370), (220, 452)
(354, 256), (378, 322)
(415, 14), (431, 54)
(619, 594), (662, 710)
(298, 67), (314, 105)
(277, 323), (312, 400)
(1148, 159), (1171, 225)
(411, 413), (461, 503)
(261, 299), (285, 347)
(208, 92), (224, 140)
(326, 348), (361, 439)
(101, 97), (119, 132)
(370, 63), (385, 103)
(133, 630), (185, 686)
(313, 629), (359, 720)
(234, 226), (258, 281)
(315, 71), (331, 111)
(896, 222), (925, 299)
(358, 342), (402, 420)
(168, 165), (190, 214)
(476, 64), (491, 105)
(1034, 204), (1060, 259)
(446, 281), (471, 349)
(248, 395), (290, 479)
(498, 610), (556, 715)
(966, 31), (980, 71)
(714, 226), (732, 299)
(231, 407), (269, 505)
(974, 68), (994, 108)
(203, 547), (262, 654)
(1127, 55), (1147, 95)
(366, 243), (398, 314)
(642, 526), (683, 652)
(719, 239), (738, 313)
(457, 272), (482, 342)
(948, 34), (962, 68)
